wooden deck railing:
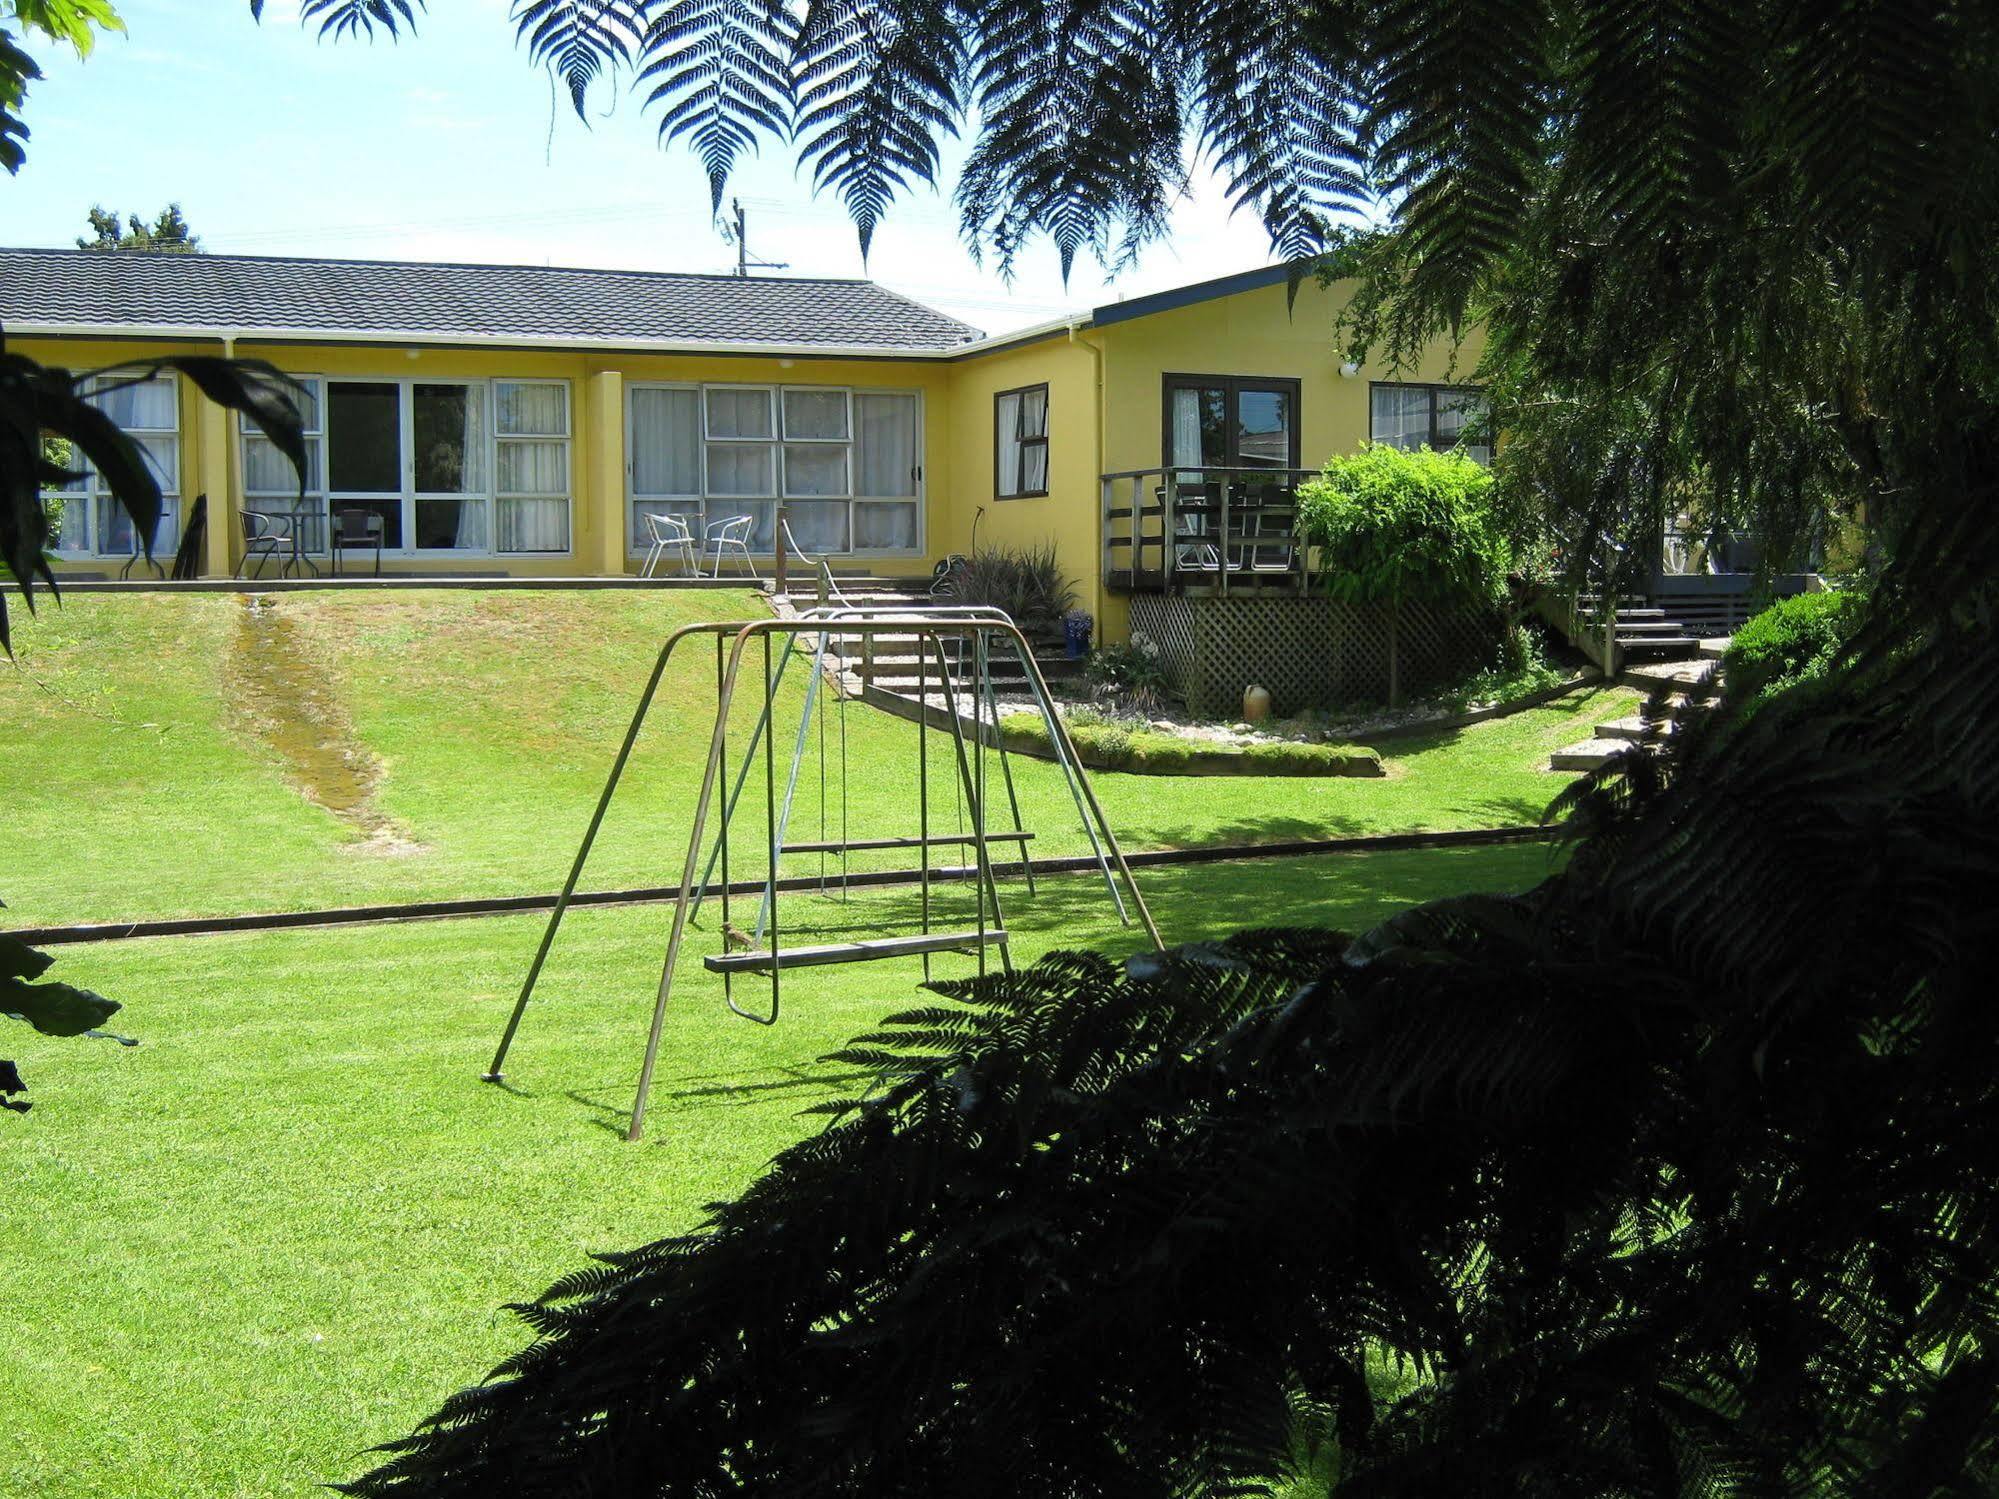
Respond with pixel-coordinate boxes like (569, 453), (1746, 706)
(1101, 466), (1319, 596)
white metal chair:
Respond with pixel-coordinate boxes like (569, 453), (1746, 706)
(236, 509), (290, 579)
(641, 511), (699, 578)
(704, 514), (759, 581)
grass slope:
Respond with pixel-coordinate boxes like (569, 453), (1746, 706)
(2, 845), (1557, 1497)
(1, 591), (1633, 926)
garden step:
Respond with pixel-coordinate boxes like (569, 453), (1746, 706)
(1698, 636), (1732, 658)
(1550, 737), (1638, 771)
(1597, 715), (1677, 741)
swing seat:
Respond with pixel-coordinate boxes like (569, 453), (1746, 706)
(704, 929), (1010, 974)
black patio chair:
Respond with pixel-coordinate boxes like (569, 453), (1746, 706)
(331, 508), (385, 577)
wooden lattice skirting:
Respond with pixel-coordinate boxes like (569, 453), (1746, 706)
(1130, 595), (1500, 717)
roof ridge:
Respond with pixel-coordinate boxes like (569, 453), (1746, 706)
(0, 245), (884, 288)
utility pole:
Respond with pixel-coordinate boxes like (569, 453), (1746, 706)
(725, 199), (789, 279)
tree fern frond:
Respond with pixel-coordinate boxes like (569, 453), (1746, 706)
(794, 0), (964, 259)
(637, 0), (798, 211)
(512, 0), (649, 118)
(292, 0), (424, 41)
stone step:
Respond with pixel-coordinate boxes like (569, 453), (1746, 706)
(1698, 636), (1731, 659)
(1550, 737), (1637, 771)
(1614, 635), (1703, 653)
(1597, 715), (1677, 741)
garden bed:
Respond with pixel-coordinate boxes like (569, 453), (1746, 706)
(999, 712), (1385, 777)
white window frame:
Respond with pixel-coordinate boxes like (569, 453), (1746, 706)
(241, 376), (573, 559)
(45, 373), (182, 560)
(628, 382), (923, 559)
(493, 379), (573, 557)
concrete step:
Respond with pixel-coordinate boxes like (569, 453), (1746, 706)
(1614, 635), (1703, 654)
(1597, 715), (1677, 741)
(1550, 737), (1635, 772)
(1698, 636), (1731, 659)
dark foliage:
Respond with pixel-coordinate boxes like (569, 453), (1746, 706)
(1722, 591), (1870, 700)
(0, 328), (310, 648)
(957, 537), (1077, 623)
(76, 202), (202, 253)
(346, 506), (1999, 1495)
(1, 329), (308, 1108)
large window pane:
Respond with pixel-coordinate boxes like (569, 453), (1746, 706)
(497, 439), (567, 495)
(90, 376), (176, 430)
(95, 495), (177, 556)
(334, 499), (401, 551)
(1369, 385), (1433, 451)
(784, 500), (850, 552)
(415, 496), (488, 550)
(497, 497), (569, 553)
(783, 444), (848, 497)
(855, 393), (918, 498)
(1438, 388), (1491, 463)
(414, 384), (482, 494)
(245, 436), (320, 494)
(327, 382), (402, 493)
(782, 388), (848, 440)
(1169, 386), (1228, 470)
(495, 382), (566, 436)
(1236, 389), (1292, 468)
(705, 387), (773, 440)
(706, 443), (775, 497)
(630, 387), (701, 495)
(997, 391), (1023, 494)
(852, 501), (918, 550)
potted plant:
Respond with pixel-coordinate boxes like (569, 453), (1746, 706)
(1063, 607), (1094, 659)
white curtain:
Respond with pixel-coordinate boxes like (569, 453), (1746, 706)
(1369, 385), (1432, 450)
(782, 388), (848, 440)
(497, 497), (568, 552)
(91, 376), (175, 430)
(785, 500), (850, 552)
(705, 387), (772, 440)
(706, 443), (774, 496)
(497, 439), (568, 495)
(629, 388), (700, 495)
(853, 500), (917, 549)
(1170, 388), (1206, 469)
(856, 393), (917, 497)
(496, 382), (565, 436)
(783, 444), (848, 497)
(455, 498), (489, 551)
(996, 391), (1023, 494)
(1020, 386), (1049, 491)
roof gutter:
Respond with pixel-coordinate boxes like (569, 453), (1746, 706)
(5, 321), (984, 362)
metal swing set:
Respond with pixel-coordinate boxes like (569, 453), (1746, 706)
(482, 603), (1162, 1141)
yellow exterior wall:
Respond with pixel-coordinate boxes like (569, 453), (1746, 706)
(13, 334), (951, 581)
(933, 275), (1484, 642)
(939, 331), (1107, 626)
(17, 274), (1477, 607)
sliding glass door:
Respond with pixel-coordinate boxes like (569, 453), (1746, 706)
(627, 382), (921, 557)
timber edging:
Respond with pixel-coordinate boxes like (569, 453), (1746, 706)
(12, 824), (1562, 946)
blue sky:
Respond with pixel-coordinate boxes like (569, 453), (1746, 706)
(2, 0), (1286, 335)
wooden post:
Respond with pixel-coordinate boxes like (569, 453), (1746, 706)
(774, 503), (789, 596)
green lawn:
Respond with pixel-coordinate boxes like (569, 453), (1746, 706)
(2, 845), (1558, 1497)
(0, 590), (1633, 926)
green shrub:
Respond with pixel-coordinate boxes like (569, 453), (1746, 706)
(1296, 444), (1512, 704)
(1723, 590), (1868, 696)
(959, 539), (1078, 623)
(1296, 444), (1512, 611)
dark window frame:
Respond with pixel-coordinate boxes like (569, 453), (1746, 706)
(1367, 381), (1489, 457)
(1160, 373), (1304, 470)
(994, 382), (1051, 499)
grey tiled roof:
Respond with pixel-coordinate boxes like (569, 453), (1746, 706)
(0, 248), (983, 352)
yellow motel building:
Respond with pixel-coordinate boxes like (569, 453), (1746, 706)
(0, 248), (1484, 648)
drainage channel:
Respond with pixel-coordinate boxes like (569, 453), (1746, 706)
(12, 825), (1560, 947)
